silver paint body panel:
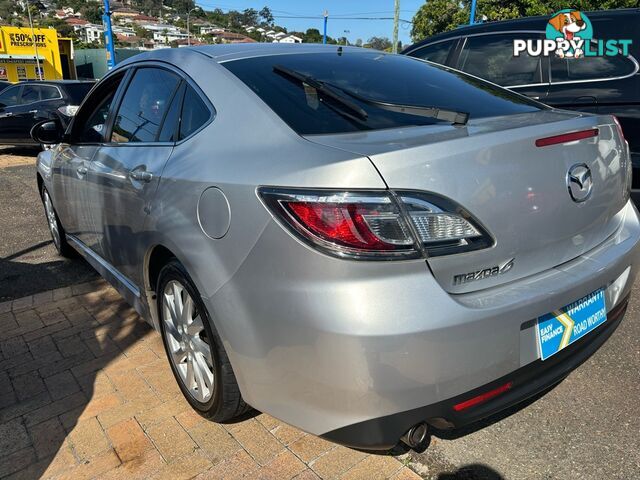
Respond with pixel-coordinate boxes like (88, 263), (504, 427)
(37, 44), (640, 439)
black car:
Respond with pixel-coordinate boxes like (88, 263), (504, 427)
(0, 80), (94, 146)
(0, 80), (10, 92)
(403, 8), (640, 198)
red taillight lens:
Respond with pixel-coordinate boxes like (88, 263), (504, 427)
(535, 128), (598, 147)
(453, 381), (513, 412)
(286, 202), (402, 251)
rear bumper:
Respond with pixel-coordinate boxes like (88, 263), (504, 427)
(321, 295), (629, 449)
(205, 200), (640, 449)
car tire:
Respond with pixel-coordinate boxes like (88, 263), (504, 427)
(157, 259), (250, 422)
(41, 186), (75, 258)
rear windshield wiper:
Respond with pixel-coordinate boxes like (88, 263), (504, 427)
(273, 65), (469, 126)
(273, 65), (368, 121)
(346, 93), (469, 126)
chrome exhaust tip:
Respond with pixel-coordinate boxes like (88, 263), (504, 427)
(400, 422), (429, 449)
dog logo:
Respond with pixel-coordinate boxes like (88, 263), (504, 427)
(545, 9), (593, 58)
(515, 9), (632, 59)
(547, 10), (589, 58)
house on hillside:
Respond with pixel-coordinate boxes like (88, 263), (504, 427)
(273, 34), (302, 44)
(200, 25), (224, 35)
(211, 31), (256, 44)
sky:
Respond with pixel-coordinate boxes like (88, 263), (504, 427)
(195, 0), (427, 46)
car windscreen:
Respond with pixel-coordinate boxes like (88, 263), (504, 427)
(222, 50), (543, 135)
(64, 83), (95, 104)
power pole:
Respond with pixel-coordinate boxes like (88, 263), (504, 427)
(26, 1), (42, 80)
(323, 10), (328, 44)
(469, 0), (477, 25)
(392, 0), (399, 53)
(102, 0), (116, 70)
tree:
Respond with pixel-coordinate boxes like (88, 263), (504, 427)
(355, 38), (363, 47)
(82, 4), (103, 24)
(226, 10), (242, 28)
(411, 0), (640, 41)
(367, 36), (392, 51)
(0, 0), (15, 23)
(242, 8), (258, 27)
(302, 28), (323, 43)
(259, 6), (274, 26)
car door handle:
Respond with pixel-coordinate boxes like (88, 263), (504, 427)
(0, 112), (12, 118)
(129, 168), (153, 183)
(76, 166), (88, 175)
(29, 110), (38, 114)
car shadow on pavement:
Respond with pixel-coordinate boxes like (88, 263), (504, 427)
(0, 280), (167, 478)
(0, 247), (97, 302)
(437, 464), (505, 479)
(0, 146), (42, 157)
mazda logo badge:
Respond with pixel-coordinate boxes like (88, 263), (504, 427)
(567, 163), (592, 203)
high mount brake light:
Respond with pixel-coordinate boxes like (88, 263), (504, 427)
(535, 128), (599, 147)
(258, 188), (493, 260)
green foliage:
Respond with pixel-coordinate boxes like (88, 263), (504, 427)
(242, 8), (258, 27)
(367, 36), (393, 51)
(297, 28), (338, 44)
(0, 0), (14, 22)
(411, 0), (640, 41)
(259, 6), (274, 26)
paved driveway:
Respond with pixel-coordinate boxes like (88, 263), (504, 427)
(0, 282), (420, 480)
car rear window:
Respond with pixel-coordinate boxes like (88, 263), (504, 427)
(64, 83), (94, 104)
(222, 51), (542, 135)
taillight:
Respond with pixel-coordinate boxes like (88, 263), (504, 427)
(258, 188), (492, 260)
(612, 116), (632, 202)
(535, 128), (598, 147)
(57, 105), (79, 117)
(612, 115), (626, 143)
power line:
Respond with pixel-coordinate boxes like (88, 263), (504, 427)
(272, 15), (412, 23)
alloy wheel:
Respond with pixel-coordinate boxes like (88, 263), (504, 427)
(162, 280), (215, 403)
(43, 190), (60, 250)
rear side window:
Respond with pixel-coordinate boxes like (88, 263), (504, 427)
(40, 86), (61, 100)
(223, 51), (541, 135)
(111, 68), (180, 143)
(551, 48), (637, 82)
(0, 86), (20, 106)
(64, 83), (94, 104)
(457, 33), (544, 86)
(179, 85), (210, 140)
(21, 85), (40, 103)
(411, 40), (456, 65)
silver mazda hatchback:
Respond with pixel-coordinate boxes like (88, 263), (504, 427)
(34, 44), (640, 450)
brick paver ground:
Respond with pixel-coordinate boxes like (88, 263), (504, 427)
(0, 281), (421, 479)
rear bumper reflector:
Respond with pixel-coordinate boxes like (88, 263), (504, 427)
(452, 381), (513, 412)
(535, 128), (599, 147)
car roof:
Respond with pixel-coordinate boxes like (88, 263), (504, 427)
(403, 8), (640, 54)
(120, 43), (374, 66)
(18, 80), (95, 85)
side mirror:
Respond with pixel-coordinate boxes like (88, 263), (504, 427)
(31, 119), (64, 145)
